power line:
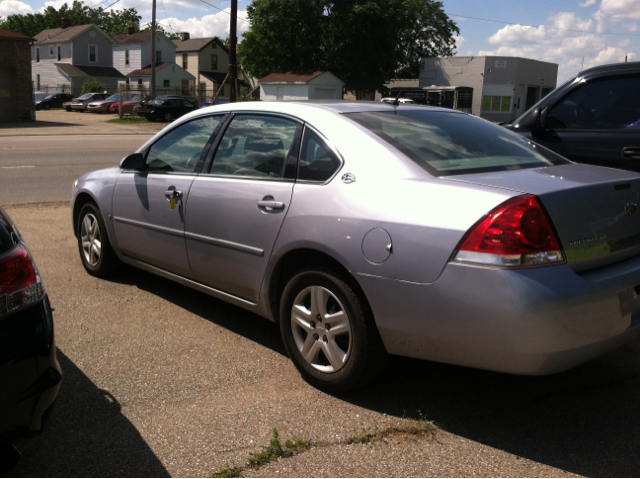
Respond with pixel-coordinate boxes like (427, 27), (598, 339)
(450, 13), (640, 37)
(193, 0), (249, 23)
(103, 0), (121, 10)
(159, 0), (174, 33)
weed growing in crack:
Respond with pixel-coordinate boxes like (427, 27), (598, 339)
(248, 428), (283, 468)
(346, 426), (379, 447)
(212, 465), (243, 478)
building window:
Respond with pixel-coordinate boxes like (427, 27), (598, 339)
(49, 46), (54, 56)
(182, 53), (188, 69)
(36, 47), (39, 62)
(156, 50), (162, 63)
(36, 74), (40, 90)
(138, 79), (143, 88)
(125, 50), (129, 66)
(163, 79), (170, 88)
(211, 54), (217, 70)
(481, 96), (511, 113)
(57, 45), (61, 61)
(89, 44), (98, 63)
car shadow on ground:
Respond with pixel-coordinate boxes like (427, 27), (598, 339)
(6, 351), (170, 478)
(106, 266), (640, 478)
(2, 120), (82, 129)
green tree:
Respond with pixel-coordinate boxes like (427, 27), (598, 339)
(240, 0), (459, 93)
(81, 79), (103, 94)
(0, 0), (141, 37)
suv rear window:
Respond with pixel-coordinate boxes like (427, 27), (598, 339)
(345, 110), (568, 176)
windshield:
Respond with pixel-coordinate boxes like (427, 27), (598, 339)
(345, 110), (569, 176)
(44, 94), (55, 100)
(106, 94), (119, 101)
(148, 100), (164, 106)
(79, 93), (93, 99)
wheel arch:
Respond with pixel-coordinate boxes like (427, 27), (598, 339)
(266, 247), (370, 325)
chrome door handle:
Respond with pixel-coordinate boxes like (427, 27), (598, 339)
(257, 200), (285, 210)
(164, 189), (183, 199)
(622, 147), (640, 160)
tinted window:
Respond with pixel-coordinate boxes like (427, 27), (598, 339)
(148, 100), (164, 106)
(210, 115), (298, 178)
(0, 210), (18, 256)
(298, 128), (341, 182)
(182, 100), (195, 108)
(145, 116), (222, 173)
(547, 75), (640, 129)
(346, 110), (568, 176)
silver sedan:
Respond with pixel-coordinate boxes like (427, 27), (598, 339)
(71, 101), (640, 392)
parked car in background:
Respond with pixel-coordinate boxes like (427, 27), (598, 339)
(506, 61), (640, 172)
(35, 93), (75, 111)
(69, 93), (109, 112)
(135, 95), (198, 122)
(32, 92), (48, 106)
(108, 95), (141, 115)
(87, 94), (123, 113)
(0, 207), (61, 472)
(72, 101), (640, 393)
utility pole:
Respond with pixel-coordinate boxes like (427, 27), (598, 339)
(228, 0), (237, 102)
(150, 0), (156, 99)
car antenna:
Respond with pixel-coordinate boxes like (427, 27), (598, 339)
(391, 90), (403, 106)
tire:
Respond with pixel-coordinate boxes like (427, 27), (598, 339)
(65, 106), (71, 112)
(76, 203), (120, 278)
(163, 112), (172, 122)
(43, 103), (51, 110)
(280, 267), (388, 393)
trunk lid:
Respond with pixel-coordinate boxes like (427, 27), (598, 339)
(447, 164), (640, 272)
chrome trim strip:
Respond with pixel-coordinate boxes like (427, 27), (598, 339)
(184, 231), (264, 256)
(120, 255), (258, 307)
(113, 216), (184, 238)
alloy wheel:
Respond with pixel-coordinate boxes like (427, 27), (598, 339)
(80, 213), (102, 267)
(290, 285), (352, 373)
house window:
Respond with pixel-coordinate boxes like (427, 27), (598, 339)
(211, 54), (217, 70)
(481, 96), (511, 113)
(36, 47), (39, 62)
(182, 53), (188, 69)
(36, 74), (40, 90)
(138, 79), (143, 88)
(163, 79), (170, 88)
(156, 50), (162, 63)
(57, 45), (61, 61)
(89, 44), (98, 63)
(125, 50), (129, 66)
(50, 46), (54, 56)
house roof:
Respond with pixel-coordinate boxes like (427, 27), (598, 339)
(200, 71), (250, 88)
(0, 29), (34, 41)
(111, 31), (152, 45)
(34, 24), (93, 44)
(173, 37), (229, 54)
(258, 71), (327, 83)
(127, 62), (173, 76)
(55, 63), (125, 78)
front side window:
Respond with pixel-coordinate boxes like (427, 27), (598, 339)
(210, 115), (298, 178)
(547, 75), (640, 130)
(89, 44), (97, 63)
(298, 128), (342, 182)
(346, 110), (568, 177)
(145, 116), (222, 173)
(211, 54), (217, 70)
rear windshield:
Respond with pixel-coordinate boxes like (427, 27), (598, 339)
(345, 110), (568, 176)
(78, 93), (92, 99)
(0, 210), (18, 256)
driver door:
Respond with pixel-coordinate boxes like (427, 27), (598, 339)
(112, 115), (224, 277)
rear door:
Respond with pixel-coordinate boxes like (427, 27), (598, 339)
(185, 113), (302, 302)
(532, 73), (640, 171)
(112, 115), (224, 277)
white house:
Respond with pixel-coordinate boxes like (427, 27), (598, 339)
(111, 28), (195, 90)
(258, 71), (344, 101)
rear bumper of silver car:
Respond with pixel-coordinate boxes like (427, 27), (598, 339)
(359, 256), (640, 375)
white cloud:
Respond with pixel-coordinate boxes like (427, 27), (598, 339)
(598, 0), (640, 19)
(157, 8), (249, 39)
(454, 35), (464, 51)
(585, 46), (636, 67)
(0, 0), (33, 17)
(619, 38), (631, 46)
(579, 0), (596, 6)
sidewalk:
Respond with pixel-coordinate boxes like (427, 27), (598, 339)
(0, 110), (166, 136)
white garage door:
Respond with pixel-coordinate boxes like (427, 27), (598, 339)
(314, 88), (336, 100)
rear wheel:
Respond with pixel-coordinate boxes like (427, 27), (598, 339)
(76, 203), (120, 277)
(280, 268), (388, 392)
(43, 103), (51, 110)
(163, 112), (173, 122)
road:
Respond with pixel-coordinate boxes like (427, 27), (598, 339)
(0, 135), (151, 205)
(3, 133), (640, 477)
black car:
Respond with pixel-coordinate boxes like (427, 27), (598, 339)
(35, 93), (75, 111)
(136, 95), (198, 122)
(0, 207), (61, 472)
(506, 61), (640, 172)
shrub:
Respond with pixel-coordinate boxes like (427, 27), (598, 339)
(81, 79), (103, 94)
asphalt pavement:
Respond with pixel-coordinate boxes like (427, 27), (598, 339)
(2, 111), (640, 477)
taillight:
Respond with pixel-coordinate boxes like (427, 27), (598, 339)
(0, 244), (44, 316)
(453, 194), (564, 267)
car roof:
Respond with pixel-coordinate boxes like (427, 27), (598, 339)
(579, 61), (640, 76)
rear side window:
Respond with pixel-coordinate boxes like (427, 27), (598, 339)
(145, 116), (222, 173)
(0, 211), (18, 256)
(547, 75), (640, 130)
(346, 110), (568, 176)
(298, 128), (341, 182)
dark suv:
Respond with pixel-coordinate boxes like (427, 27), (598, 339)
(506, 61), (640, 172)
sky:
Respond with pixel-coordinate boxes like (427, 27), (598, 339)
(1, 0), (638, 85)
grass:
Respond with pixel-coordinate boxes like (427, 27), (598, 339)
(346, 410), (438, 447)
(347, 427), (379, 447)
(105, 116), (149, 124)
(212, 465), (243, 478)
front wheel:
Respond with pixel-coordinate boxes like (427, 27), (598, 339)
(280, 268), (388, 393)
(43, 103), (51, 110)
(76, 203), (120, 277)
(163, 112), (173, 122)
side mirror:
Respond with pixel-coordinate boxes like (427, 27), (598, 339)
(521, 108), (541, 130)
(120, 153), (145, 170)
